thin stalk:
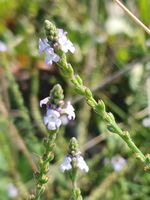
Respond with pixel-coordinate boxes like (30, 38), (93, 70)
(113, 0), (150, 35)
(30, 130), (58, 200)
(43, 27), (150, 169)
(53, 51), (149, 167)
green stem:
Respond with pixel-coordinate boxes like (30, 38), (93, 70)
(52, 48), (150, 169)
(69, 167), (83, 200)
(30, 130), (58, 200)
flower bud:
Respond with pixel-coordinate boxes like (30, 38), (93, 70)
(104, 112), (115, 123)
(44, 20), (57, 39)
(37, 184), (45, 193)
(85, 88), (92, 98)
(50, 84), (64, 105)
(107, 124), (117, 133)
(69, 137), (79, 156)
(95, 100), (105, 115)
(66, 64), (74, 77)
(40, 175), (48, 184)
(75, 75), (83, 85)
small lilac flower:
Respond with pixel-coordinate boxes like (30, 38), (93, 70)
(60, 156), (72, 172)
(0, 41), (7, 52)
(38, 38), (60, 65)
(40, 96), (75, 129)
(60, 115), (69, 125)
(75, 155), (89, 172)
(38, 38), (49, 54)
(111, 156), (126, 172)
(60, 154), (89, 173)
(44, 109), (62, 130)
(57, 29), (75, 53)
(62, 101), (75, 120)
(40, 85), (75, 130)
(44, 47), (60, 65)
(40, 97), (50, 107)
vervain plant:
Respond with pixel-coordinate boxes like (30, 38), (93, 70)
(30, 84), (76, 199)
(29, 2), (150, 198)
(37, 20), (150, 171)
(1, 1), (150, 200)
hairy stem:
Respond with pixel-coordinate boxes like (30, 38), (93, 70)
(46, 43), (150, 169)
(30, 130), (58, 200)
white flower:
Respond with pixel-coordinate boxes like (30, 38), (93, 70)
(7, 184), (18, 198)
(38, 38), (49, 54)
(0, 41), (7, 52)
(142, 117), (150, 127)
(63, 101), (75, 120)
(44, 109), (61, 130)
(76, 155), (89, 172)
(57, 29), (75, 53)
(60, 156), (72, 172)
(111, 156), (126, 172)
(40, 97), (50, 107)
(60, 154), (89, 173)
(38, 38), (60, 65)
(44, 47), (60, 65)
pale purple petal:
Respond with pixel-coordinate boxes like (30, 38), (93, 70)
(47, 109), (60, 118)
(76, 156), (89, 172)
(40, 97), (50, 107)
(47, 122), (57, 130)
(55, 118), (62, 128)
(38, 38), (49, 54)
(44, 53), (53, 65)
(57, 29), (75, 53)
(44, 109), (61, 130)
(60, 115), (69, 125)
(43, 116), (49, 125)
(57, 29), (67, 37)
(63, 101), (75, 120)
(44, 47), (60, 65)
(60, 156), (72, 172)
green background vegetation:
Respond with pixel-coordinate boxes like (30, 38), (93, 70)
(0, 0), (150, 199)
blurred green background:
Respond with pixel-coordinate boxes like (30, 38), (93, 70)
(0, 0), (150, 199)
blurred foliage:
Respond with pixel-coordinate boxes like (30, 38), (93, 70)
(0, 0), (150, 199)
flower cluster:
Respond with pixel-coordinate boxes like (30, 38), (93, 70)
(60, 153), (89, 173)
(40, 85), (75, 130)
(60, 138), (89, 173)
(38, 38), (60, 65)
(38, 28), (75, 65)
(57, 29), (75, 53)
